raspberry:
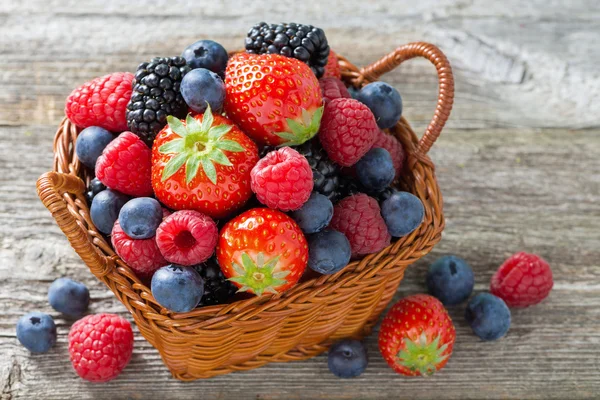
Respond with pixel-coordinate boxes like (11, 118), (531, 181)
(65, 72), (133, 132)
(318, 98), (378, 167)
(323, 50), (342, 79)
(319, 77), (351, 103)
(68, 314), (134, 382)
(491, 252), (553, 308)
(95, 131), (153, 197)
(251, 147), (313, 211)
(329, 194), (391, 257)
(111, 220), (166, 279)
(156, 210), (218, 266)
(372, 130), (406, 178)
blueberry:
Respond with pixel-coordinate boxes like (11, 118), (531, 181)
(181, 40), (229, 77)
(48, 277), (90, 316)
(355, 148), (395, 192)
(465, 293), (511, 341)
(90, 189), (129, 234)
(118, 197), (162, 239)
(290, 193), (333, 234)
(308, 230), (351, 275)
(180, 68), (226, 114)
(347, 86), (360, 99)
(357, 81), (403, 129)
(16, 312), (57, 353)
(75, 126), (114, 169)
(327, 340), (368, 378)
(426, 255), (474, 305)
(381, 191), (424, 237)
(151, 265), (204, 312)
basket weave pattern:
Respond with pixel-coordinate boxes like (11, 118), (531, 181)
(37, 42), (453, 380)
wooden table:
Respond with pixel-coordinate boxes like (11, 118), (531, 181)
(1, 1), (599, 399)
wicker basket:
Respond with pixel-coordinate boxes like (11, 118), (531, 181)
(36, 42), (453, 380)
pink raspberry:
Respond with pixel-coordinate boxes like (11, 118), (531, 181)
(251, 147), (313, 211)
(318, 98), (378, 167)
(319, 77), (351, 103)
(111, 220), (166, 279)
(372, 130), (406, 178)
(323, 50), (342, 79)
(68, 313), (134, 383)
(65, 72), (134, 132)
(95, 131), (153, 197)
(491, 252), (553, 308)
(156, 210), (218, 266)
(329, 194), (391, 257)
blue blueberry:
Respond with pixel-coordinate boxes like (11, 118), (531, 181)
(118, 197), (162, 239)
(381, 191), (424, 237)
(355, 148), (395, 192)
(48, 277), (90, 316)
(151, 265), (204, 313)
(465, 293), (511, 341)
(90, 189), (129, 234)
(75, 126), (114, 169)
(328, 340), (368, 378)
(180, 68), (226, 114)
(347, 86), (360, 99)
(182, 40), (229, 77)
(357, 81), (403, 129)
(16, 312), (57, 353)
(290, 192), (333, 234)
(308, 230), (352, 275)
(427, 255), (474, 305)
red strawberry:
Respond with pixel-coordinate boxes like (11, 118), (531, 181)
(323, 50), (342, 79)
(151, 105), (259, 219)
(224, 53), (323, 146)
(217, 208), (308, 296)
(379, 294), (456, 377)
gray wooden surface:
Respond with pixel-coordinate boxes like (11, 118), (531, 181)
(1, 1), (599, 399)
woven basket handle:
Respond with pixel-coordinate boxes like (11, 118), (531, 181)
(36, 172), (109, 276)
(358, 42), (454, 156)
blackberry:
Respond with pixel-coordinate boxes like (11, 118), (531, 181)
(85, 178), (106, 205)
(337, 175), (397, 204)
(295, 139), (341, 201)
(126, 57), (191, 146)
(195, 258), (237, 307)
(245, 22), (330, 78)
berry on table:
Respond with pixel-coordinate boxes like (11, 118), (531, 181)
(381, 191), (424, 237)
(319, 77), (351, 103)
(156, 210), (218, 266)
(327, 340), (368, 378)
(465, 293), (511, 341)
(118, 197), (162, 239)
(426, 255), (474, 306)
(68, 313), (134, 382)
(329, 194), (390, 258)
(151, 265), (204, 312)
(295, 139), (341, 201)
(372, 129), (406, 178)
(181, 39), (229, 77)
(85, 177), (107, 204)
(75, 126), (114, 169)
(491, 252), (553, 308)
(194, 258), (238, 306)
(318, 98), (378, 167)
(357, 81), (403, 129)
(16, 312), (57, 353)
(290, 192), (333, 234)
(48, 278), (90, 317)
(65, 72), (134, 132)
(322, 50), (342, 79)
(251, 147), (313, 211)
(180, 68), (226, 114)
(355, 147), (395, 192)
(308, 230), (351, 275)
(112, 219), (167, 279)
(245, 22), (330, 78)
(90, 189), (129, 234)
(95, 131), (153, 197)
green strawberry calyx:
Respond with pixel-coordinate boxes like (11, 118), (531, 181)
(159, 104), (245, 185)
(274, 106), (324, 146)
(228, 252), (290, 297)
(396, 333), (449, 376)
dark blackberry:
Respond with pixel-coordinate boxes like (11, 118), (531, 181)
(245, 22), (330, 78)
(336, 174), (364, 202)
(85, 178), (106, 205)
(295, 139), (340, 201)
(194, 258), (237, 307)
(126, 57), (191, 146)
(372, 186), (397, 204)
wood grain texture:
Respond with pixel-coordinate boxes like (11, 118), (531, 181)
(1, 1), (599, 399)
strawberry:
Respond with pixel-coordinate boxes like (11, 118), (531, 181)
(378, 294), (456, 377)
(224, 53), (324, 146)
(151, 105), (259, 219)
(216, 208), (308, 296)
